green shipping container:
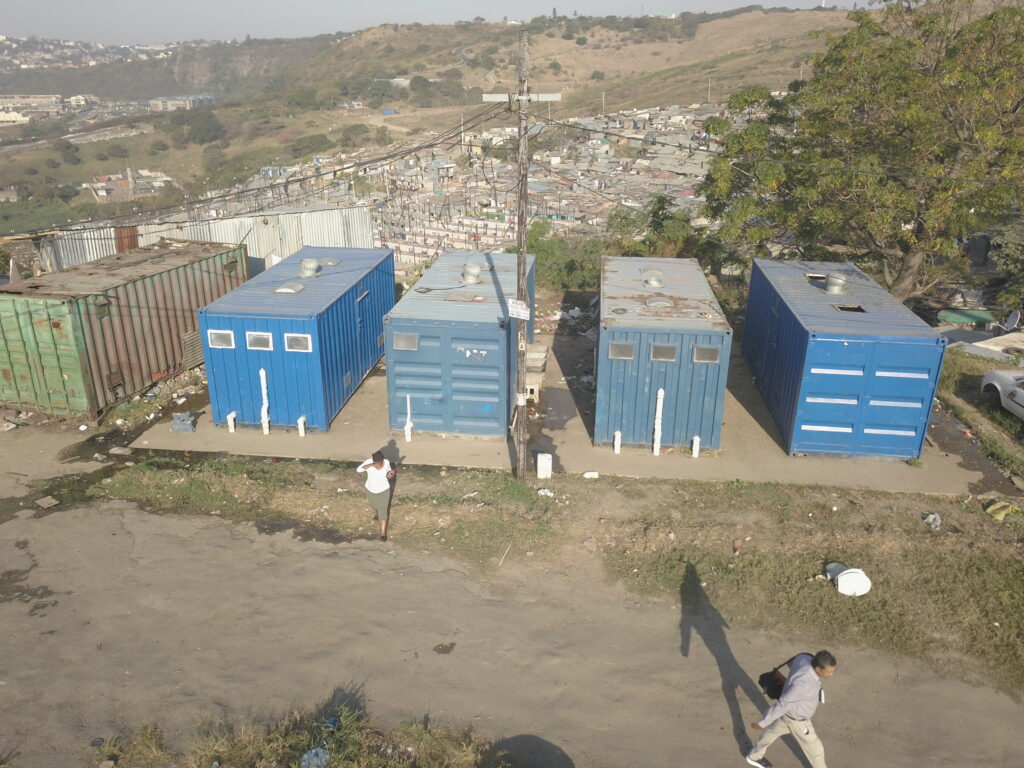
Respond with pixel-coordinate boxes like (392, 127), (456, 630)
(0, 239), (248, 418)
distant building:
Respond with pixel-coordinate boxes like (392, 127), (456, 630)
(0, 94), (64, 117)
(0, 111), (31, 125)
(0, 187), (18, 203)
(84, 169), (176, 203)
(148, 95), (214, 112)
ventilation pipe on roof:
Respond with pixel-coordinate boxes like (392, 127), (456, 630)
(298, 258), (319, 278)
(643, 271), (664, 289)
(825, 273), (845, 294)
(461, 262), (482, 284)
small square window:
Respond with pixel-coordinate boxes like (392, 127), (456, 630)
(246, 331), (273, 351)
(284, 333), (312, 353)
(694, 346), (720, 364)
(207, 330), (235, 349)
(394, 333), (419, 351)
(609, 343), (634, 360)
(651, 344), (676, 362)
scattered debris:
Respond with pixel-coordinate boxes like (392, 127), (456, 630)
(984, 500), (1022, 521)
(582, 471), (599, 479)
(108, 446), (132, 456)
(922, 512), (942, 531)
(1, 420), (17, 432)
(824, 561), (872, 596)
(461, 491), (479, 499)
(78, 424), (89, 431)
(433, 642), (456, 655)
(34, 496), (60, 509)
(92, 453), (107, 462)
(537, 488), (555, 497)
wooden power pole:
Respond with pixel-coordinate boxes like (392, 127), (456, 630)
(483, 31), (560, 480)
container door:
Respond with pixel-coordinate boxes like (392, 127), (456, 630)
(388, 326), (446, 431)
(354, 281), (376, 376)
(448, 333), (504, 434)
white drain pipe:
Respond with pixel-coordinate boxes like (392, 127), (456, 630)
(404, 394), (413, 443)
(226, 411), (237, 433)
(297, 416), (306, 437)
(653, 388), (665, 456)
(259, 368), (270, 435)
(613, 430), (622, 454)
(692, 435), (701, 459)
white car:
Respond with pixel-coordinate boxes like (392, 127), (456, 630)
(981, 369), (1024, 421)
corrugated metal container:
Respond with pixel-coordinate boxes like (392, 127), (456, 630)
(743, 259), (947, 458)
(40, 205), (374, 273)
(384, 251), (536, 436)
(0, 239), (248, 418)
(199, 246), (395, 431)
(595, 257), (732, 449)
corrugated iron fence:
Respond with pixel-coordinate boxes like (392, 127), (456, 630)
(38, 206), (375, 274)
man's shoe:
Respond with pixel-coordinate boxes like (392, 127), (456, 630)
(745, 756), (771, 768)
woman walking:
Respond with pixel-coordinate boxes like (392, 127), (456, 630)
(356, 451), (396, 541)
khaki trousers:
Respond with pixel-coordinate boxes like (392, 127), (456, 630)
(749, 714), (827, 768)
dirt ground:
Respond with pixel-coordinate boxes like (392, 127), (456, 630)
(0, 496), (1019, 768)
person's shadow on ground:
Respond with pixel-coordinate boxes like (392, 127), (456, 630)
(678, 563), (811, 767)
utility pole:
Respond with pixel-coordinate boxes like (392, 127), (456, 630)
(483, 31), (560, 480)
(602, 91), (606, 114)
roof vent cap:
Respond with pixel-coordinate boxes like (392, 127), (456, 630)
(298, 258), (320, 278)
(825, 273), (846, 294)
(642, 271), (664, 289)
(460, 262), (483, 284)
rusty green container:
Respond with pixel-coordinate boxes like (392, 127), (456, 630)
(0, 239), (248, 418)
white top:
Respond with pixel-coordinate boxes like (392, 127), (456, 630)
(357, 458), (392, 493)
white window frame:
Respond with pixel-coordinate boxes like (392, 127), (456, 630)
(608, 342), (634, 360)
(651, 344), (677, 362)
(207, 329), (235, 349)
(693, 346), (720, 364)
(393, 332), (419, 351)
(245, 331), (273, 351)
(284, 333), (313, 353)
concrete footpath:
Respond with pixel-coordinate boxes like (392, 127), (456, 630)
(135, 336), (982, 495)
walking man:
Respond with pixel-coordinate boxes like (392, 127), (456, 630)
(746, 650), (837, 768)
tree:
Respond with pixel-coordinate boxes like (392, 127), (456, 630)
(185, 109), (225, 145)
(700, 0), (1024, 300)
(107, 143), (130, 159)
(990, 219), (1024, 308)
(607, 194), (693, 258)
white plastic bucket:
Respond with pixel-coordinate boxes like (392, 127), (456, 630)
(825, 561), (872, 596)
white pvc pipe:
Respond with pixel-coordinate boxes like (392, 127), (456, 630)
(259, 368), (270, 435)
(613, 430), (622, 455)
(404, 394), (413, 443)
(297, 416), (306, 437)
(653, 388), (665, 456)
(692, 435), (701, 459)
(226, 411), (237, 434)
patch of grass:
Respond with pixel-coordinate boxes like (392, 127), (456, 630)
(89, 454), (314, 522)
(602, 482), (1024, 694)
(91, 704), (501, 768)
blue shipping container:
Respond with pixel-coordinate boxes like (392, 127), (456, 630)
(743, 259), (946, 458)
(198, 246), (395, 431)
(385, 251), (535, 436)
(595, 257), (732, 449)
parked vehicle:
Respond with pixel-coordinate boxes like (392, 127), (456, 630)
(981, 369), (1024, 421)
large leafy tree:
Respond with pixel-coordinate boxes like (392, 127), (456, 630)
(607, 193), (693, 259)
(701, 0), (1024, 300)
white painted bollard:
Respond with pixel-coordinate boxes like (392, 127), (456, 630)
(692, 435), (701, 459)
(653, 388), (665, 456)
(297, 416), (306, 437)
(226, 411), (237, 434)
(536, 452), (553, 479)
(613, 430), (622, 455)
(259, 368), (270, 435)
(404, 394), (413, 443)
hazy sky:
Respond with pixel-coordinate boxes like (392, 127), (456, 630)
(2, 1), (835, 45)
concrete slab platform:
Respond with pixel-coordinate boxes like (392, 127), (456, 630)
(134, 335), (983, 495)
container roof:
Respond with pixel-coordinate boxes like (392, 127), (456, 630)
(0, 239), (242, 299)
(201, 246), (393, 318)
(387, 251), (535, 324)
(754, 259), (939, 338)
(601, 256), (730, 331)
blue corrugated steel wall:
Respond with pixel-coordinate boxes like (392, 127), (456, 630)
(743, 261), (945, 458)
(384, 255), (535, 436)
(200, 252), (394, 430)
(595, 328), (731, 448)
